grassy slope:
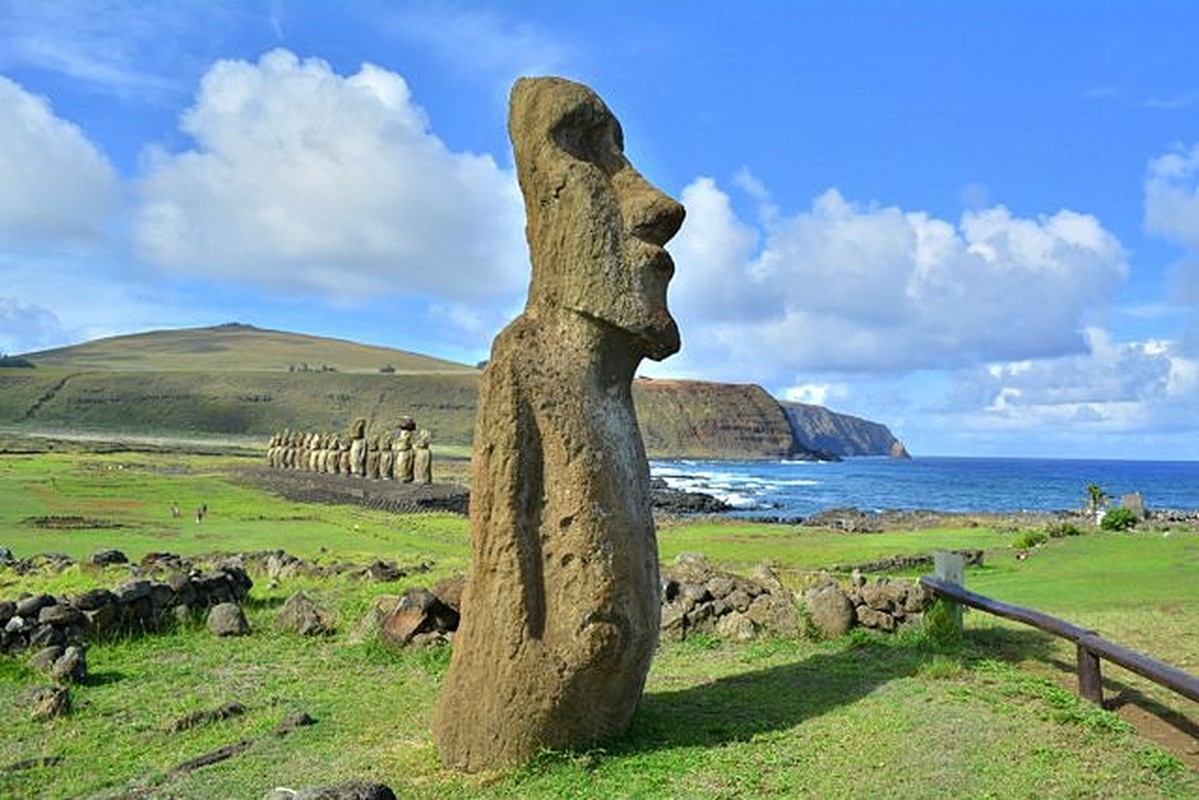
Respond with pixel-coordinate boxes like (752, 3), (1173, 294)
(20, 324), (476, 374)
(1, 453), (1196, 797)
(3, 325), (820, 457)
(3, 369), (482, 444)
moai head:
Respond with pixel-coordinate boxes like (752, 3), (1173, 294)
(395, 429), (413, 450)
(351, 418), (366, 439)
(509, 76), (685, 361)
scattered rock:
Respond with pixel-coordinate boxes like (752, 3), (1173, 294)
(379, 588), (458, 648)
(431, 574), (465, 611)
(2, 755), (63, 772)
(166, 701), (247, 734)
(207, 603), (250, 637)
(275, 593), (335, 636)
(291, 781), (398, 800)
(29, 645), (64, 672)
(90, 549), (129, 567)
(274, 711), (316, 737)
(349, 595), (401, 644)
(168, 740), (253, 776)
(26, 685), (70, 721)
(50, 645), (86, 684)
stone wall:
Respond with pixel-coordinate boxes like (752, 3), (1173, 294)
(803, 573), (932, 639)
(0, 563), (251, 655)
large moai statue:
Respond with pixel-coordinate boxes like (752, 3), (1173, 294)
(413, 429), (433, 484)
(308, 433), (324, 472)
(328, 435), (343, 474)
(366, 434), (382, 480)
(349, 418), (368, 478)
(393, 428), (415, 483)
(267, 431), (282, 467)
(379, 430), (395, 479)
(433, 77), (684, 771)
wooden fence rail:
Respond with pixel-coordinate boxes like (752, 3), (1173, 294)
(919, 574), (1199, 707)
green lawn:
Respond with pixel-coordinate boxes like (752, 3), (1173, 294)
(1, 452), (1196, 798)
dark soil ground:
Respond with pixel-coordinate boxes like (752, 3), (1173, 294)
(236, 465), (471, 514)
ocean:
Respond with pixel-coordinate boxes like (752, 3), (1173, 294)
(650, 456), (1199, 517)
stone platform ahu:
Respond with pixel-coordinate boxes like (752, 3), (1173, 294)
(433, 77), (685, 771)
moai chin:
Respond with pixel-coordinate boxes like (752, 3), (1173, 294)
(433, 76), (684, 771)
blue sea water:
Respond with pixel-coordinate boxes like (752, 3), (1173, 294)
(650, 456), (1199, 517)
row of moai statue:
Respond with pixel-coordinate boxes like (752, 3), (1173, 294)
(265, 417), (433, 483)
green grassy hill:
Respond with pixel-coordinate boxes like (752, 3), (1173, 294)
(3, 324), (905, 459)
(20, 323), (474, 374)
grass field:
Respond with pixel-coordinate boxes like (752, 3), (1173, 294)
(1, 452), (1196, 798)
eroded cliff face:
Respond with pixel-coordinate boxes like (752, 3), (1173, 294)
(780, 401), (909, 458)
(633, 379), (802, 459)
(631, 381), (908, 460)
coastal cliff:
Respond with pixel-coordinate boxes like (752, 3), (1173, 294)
(780, 401), (911, 459)
(8, 325), (909, 460)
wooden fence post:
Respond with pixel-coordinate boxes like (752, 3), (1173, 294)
(933, 551), (965, 633)
(1077, 643), (1104, 705)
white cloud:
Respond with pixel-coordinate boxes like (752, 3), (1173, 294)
(943, 328), (1197, 434)
(781, 383), (847, 406)
(382, 7), (573, 83)
(0, 75), (118, 245)
(0, 297), (66, 354)
(133, 49), (527, 304)
(0, 1), (235, 99)
(666, 177), (1128, 378)
(1145, 142), (1199, 250)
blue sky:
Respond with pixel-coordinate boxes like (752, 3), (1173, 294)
(2, 1), (1198, 459)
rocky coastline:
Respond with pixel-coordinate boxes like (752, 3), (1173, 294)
(236, 464), (1199, 528)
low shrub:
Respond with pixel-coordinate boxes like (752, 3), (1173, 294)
(1045, 522), (1083, 538)
(1101, 508), (1139, 532)
(921, 598), (962, 646)
(1012, 530), (1049, 549)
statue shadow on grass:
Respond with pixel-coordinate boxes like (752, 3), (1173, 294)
(617, 627), (1056, 754)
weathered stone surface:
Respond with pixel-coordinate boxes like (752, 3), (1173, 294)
(380, 588), (457, 648)
(27, 685), (70, 721)
(90, 549), (128, 566)
(856, 604), (895, 632)
(72, 588), (117, 612)
(431, 574), (465, 611)
(434, 76), (684, 772)
(51, 645), (87, 684)
(803, 582), (855, 639)
(274, 710), (316, 737)
(207, 603), (250, 637)
(860, 580), (899, 612)
(16, 594), (55, 618)
(289, 782), (397, 800)
(349, 594), (401, 644)
(715, 610), (756, 641)
(38, 603), (83, 627)
(29, 645), (64, 671)
(746, 593), (800, 637)
(275, 593), (335, 636)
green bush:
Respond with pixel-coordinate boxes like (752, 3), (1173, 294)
(921, 598), (962, 646)
(1012, 529), (1049, 549)
(1101, 508), (1139, 532)
(1045, 522), (1083, 538)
